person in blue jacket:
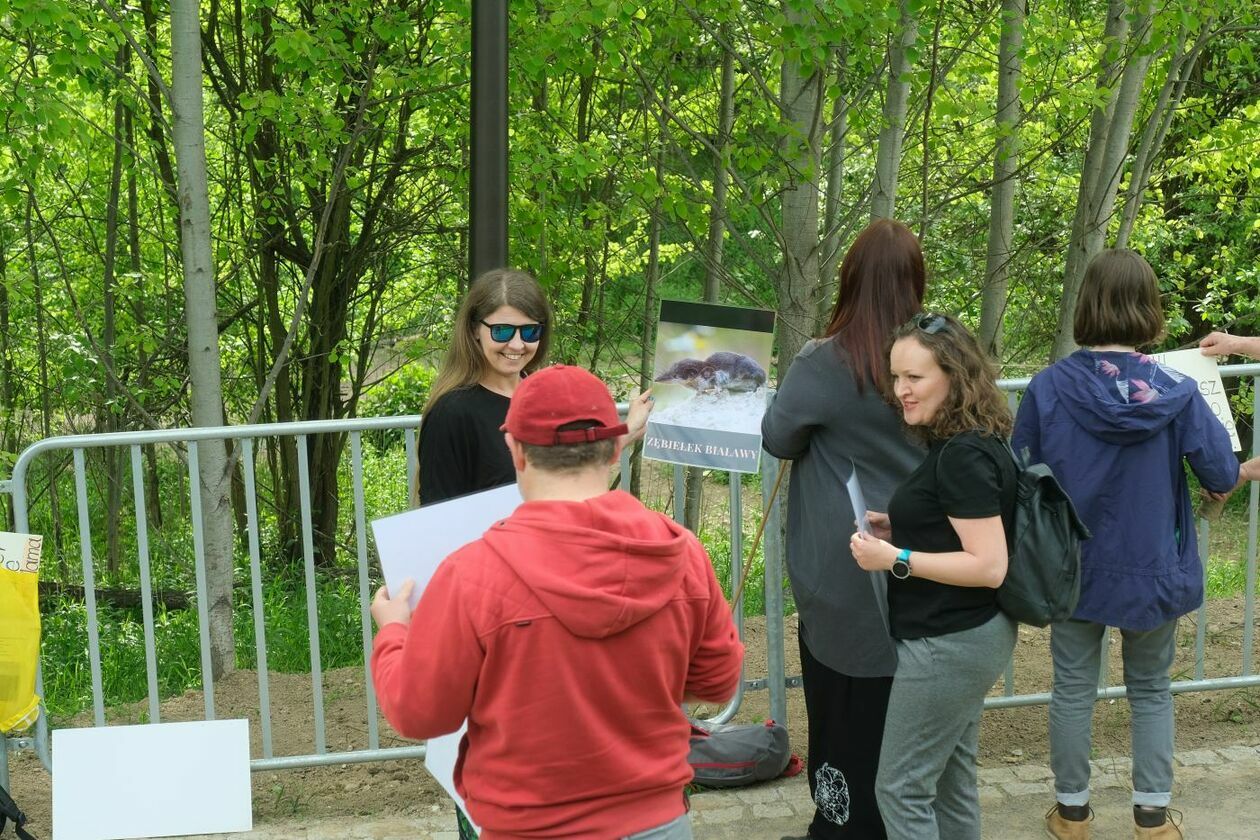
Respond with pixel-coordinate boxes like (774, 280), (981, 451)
(1013, 249), (1239, 840)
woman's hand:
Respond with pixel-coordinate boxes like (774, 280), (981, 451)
(1240, 456), (1260, 485)
(850, 531), (897, 572)
(622, 390), (655, 445)
(865, 511), (892, 541)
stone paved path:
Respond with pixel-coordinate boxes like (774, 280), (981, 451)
(171, 743), (1260, 838)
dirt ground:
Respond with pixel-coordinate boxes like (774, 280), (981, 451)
(8, 594), (1260, 834)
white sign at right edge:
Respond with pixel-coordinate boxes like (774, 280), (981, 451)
(1152, 349), (1241, 451)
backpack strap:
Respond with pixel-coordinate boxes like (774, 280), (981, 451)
(0, 782), (36, 840)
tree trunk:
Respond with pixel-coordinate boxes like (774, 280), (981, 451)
(1051, 0), (1155, 360)
(918, 5), (944, 239)
(101, 45), (128, 577)
(870, 0), (918, 221)
(775, 2), (826, 367)
(818, 47), (848, 328)
(0, 222), (14, 531)
(27, 198), (66, 578)
(1115, 24), (1208, 248)
(979, 0), (1025, 358)
(171, 0), (235, 678)
(704, 40), (735, 304)
(125, 97), (162, 530)
(631, 86), (670, 500)
(683, 40), (737, 532)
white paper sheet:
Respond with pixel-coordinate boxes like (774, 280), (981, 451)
(846, 460), (870, 534)
(51, 719), (252, 840)
(1151, 349), (1241, 451)
(371, 483), (522, 609)
(371, 483), (523, 836)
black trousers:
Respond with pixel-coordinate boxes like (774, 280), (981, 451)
(799, 627), (893, 840)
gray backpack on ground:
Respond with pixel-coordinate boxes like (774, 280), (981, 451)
(686, 719), (798, 788)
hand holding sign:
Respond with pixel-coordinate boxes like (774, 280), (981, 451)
(1151, 349), (1241, 451)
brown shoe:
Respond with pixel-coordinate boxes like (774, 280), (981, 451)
(1045, 803), (1091, 839)
(1134, 806), (1184, 839)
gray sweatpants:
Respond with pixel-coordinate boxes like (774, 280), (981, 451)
(1049, 618), (1177, 808)
(623, 813), (693, 840)
(875, 612), (1017, 840)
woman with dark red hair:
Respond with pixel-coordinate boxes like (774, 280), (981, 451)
(762, 219), (926, 840)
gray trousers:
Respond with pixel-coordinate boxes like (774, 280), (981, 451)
(623, 812), (693, 840)
(1049, 618), (1177, 808)
(875, 612), (1017, 840)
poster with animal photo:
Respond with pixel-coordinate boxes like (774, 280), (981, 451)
(643, 300), (776, 473)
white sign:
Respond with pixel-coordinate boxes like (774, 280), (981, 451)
(371, 483), (522, 609)
(0, 532), (42, 575)
(1151, 349), (1241, 451)
(52, 719), (252, 840)
(371, 484), (523, 836)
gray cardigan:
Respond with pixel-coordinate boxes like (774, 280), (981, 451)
(761, 337), (923, 677)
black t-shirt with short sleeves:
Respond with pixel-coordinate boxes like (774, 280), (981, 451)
(417, 385), (514, 506)
(886, 430), (1017, 640)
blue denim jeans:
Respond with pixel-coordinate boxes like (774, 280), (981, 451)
(623, 813), (693, 839)
(1049, 618), (1177, 808)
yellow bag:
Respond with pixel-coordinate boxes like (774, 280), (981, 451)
(0, 533), (42, 734)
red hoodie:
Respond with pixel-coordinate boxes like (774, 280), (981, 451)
(371, 490), (743, 839)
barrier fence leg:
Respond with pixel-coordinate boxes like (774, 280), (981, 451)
(761, 454), (788, 726)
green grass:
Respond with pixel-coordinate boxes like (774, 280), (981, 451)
(39, 573), (371, 724)
(1202, 483), (1259, 600)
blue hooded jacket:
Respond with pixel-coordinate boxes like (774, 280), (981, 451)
(1012, 350), (1238, 630)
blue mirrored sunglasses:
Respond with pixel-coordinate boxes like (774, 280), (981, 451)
(480, 320), (544, 343)
(914, 313), (949, 335)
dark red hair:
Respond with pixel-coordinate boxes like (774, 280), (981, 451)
(823, 219), (925, 390)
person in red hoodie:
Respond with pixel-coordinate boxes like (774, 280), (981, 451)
(370, 364), (744, 840)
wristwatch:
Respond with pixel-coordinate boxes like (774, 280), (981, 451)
(891, 547), (912, 580)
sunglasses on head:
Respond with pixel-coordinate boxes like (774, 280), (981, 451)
(480, 320), (544, 343)
(914, 313), (949, 335)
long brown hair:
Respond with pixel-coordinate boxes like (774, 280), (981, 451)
(422, 268), (553, 416)
(411, 269), (552, 507)
(823, 219), (925, 390)
(888, 313), (1011, 442)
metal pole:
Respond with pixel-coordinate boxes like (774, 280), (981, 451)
(761, 454), (788, 726)
(470, 0), (509, 280)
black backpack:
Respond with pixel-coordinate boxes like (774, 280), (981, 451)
(935, 437), (1090, 627)
(0, 783), (36, 840)
(998, 443), (1091, 627)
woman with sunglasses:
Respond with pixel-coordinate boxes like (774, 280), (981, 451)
(762, 219), (926, 840)
(416, 268), (653, 507)
(850, 313), (1018, 840)
(415, 268), (555, 506)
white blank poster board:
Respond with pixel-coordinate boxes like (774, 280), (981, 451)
(52, 719), (252, 840)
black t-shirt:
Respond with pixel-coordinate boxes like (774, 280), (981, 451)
(886, 430), (1017, 640)
(417, 385), (514, 505)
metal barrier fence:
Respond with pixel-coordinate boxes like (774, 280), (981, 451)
(1, 362), (1258, 791)
(0, 411), (786, 790)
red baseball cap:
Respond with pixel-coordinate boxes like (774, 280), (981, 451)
(501, 365), (629, 446)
